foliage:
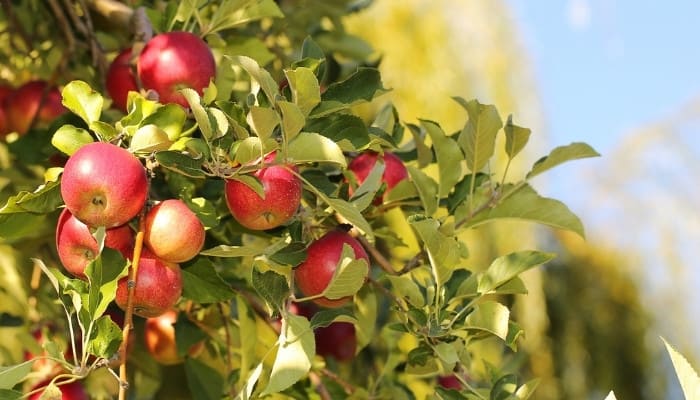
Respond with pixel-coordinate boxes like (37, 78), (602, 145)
(0, 1), (602, 399)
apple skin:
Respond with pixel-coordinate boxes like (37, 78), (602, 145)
(144, 199), (205, 263)
(224, 153), (302, 230)
(5, 80), (67, 135)
(115, 248), (182, 318)
(106, 48), (139, 112)
(315, 321), (356, 361)
(28, 379), (89, 400)
(137, 31), (216, 107)
(437, 375), (462, 390)
(294, 230), (369, 308)
(0, 84), (13, 137)
(144, 309), (203, 365)
(55, 208), (134, 278)
(347, 151), (408, 203)
(60, 142), (148, 228)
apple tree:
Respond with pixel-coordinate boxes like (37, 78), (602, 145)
(0, 1), (599, 399)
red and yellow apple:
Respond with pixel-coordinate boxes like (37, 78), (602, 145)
(60, 142), (148, 228)
(5, 80), (67, 135)
(347, 150), (408, 203)
(137, 31), (216, 107)
(106, 48), (139, 112)
(294, 229), (369, 308)
(144, 199), (205, 263)
(144, 309), (203, 365)
(224, 152), (302, 230)
(55, 208), (134, 278)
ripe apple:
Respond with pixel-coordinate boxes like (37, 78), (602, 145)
(106, 48), (139, 112)
(144, 199), (205, 263)
(347, 151), (408, 203)
(315, 321), (356, 362)
(224, 152), (302, 230)
(56, 208), (134, 278)
(60, 142), (148, 228)
(137, 31), (216, 107)
(5, 80), (67, 135)
(28, 379), (88, 400)
(144, 309), (203, 365)
(437, 375), (462, 390)
(0, 84), (13, 137)
(294, 229), (369, 308)
(115, 248), (182, 318)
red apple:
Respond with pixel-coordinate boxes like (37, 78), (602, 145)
(5, 80), (67, 135)
(115, 249), (182, 318)
(144, 309), (203, 365)
(224, 152), (302, 230)
(28, 379), (88, 400)
(347, 151), (408, 203)
(0, 84), (12, 137)
(60, 142), (148, 228)
(144, 199), (205, 263)
(137, 31), (216, 107)
(315, 321), (356, 361)
(437, 375), (462, 390)
(294, 230), (369, 308)
(106, 48), (139, 112)
(56, 208), (134, 278)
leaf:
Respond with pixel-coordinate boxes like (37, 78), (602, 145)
(155, 151), (206, 178)
(0, 389), (21, 400)
(308, 308), (357, 329)
(236, 295), (258, 388)
(406, 166), (438, 217)
(51, 125), (94, 156)
(87, 315), (122, 359)
(504, 115), (531, 160)
(326, 198), (373, 240)
(200, 244), (266, 258)
(268, 242), (307, 266)
(0, 313), (23, 327)
(420, 120), (463, 198)
(320, 244), (369, 300)
(284, 67), (321, 116)
(515, 378), (540, 400)
(603, 392), (617, 400)
(349, 159), (384, 211)
(175, 314), (208, 357)
(320, 68), (385, 106)
(181, 260), (235, 303)
(61, 80), (103, 125)
(0, 361), (34, 389)
(305, 114), (370, 151)
(141, 103), (188, 141)
(247, 106), (280, 140)
(464, 183), (586, 237)
(251, 267), (289, 313)
(0, 180), (62, 214)
(181, 89), (214, 140)
(184, 358), (225, 400)
(409, 216), (461, 286)
(662, 337), (700, 400)
(207, 0), (283, 34)
(478, 251), (555, 294)
(288, 132), (346, 167)
(261, 313), (315, 395)
(85, 248), (128, 319)
(455, 98), (503, 173)
(463, 301), (510, 341)
(353, 286), (377, 353)
(434, 342), (460, 366)
(230, 55), (280, 104)
(386, 275), (425, 307)
(527, 142), (600, 179)
(277, 101), (305, 142)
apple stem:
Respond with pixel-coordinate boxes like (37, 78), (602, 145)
(118, 210), (147, 400)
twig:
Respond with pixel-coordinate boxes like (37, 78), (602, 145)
(46, 0), (76, 54)
(319, 368), (355, 395)
(85, 0), (134, 31)
(217, 302), (234, 374)
(308, 371), (332, 400)
(0, 0), (32, 53)
(356, 235), (396, 275)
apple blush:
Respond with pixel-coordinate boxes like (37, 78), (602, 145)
(144, 199), (205, 263)
(106, 48), (139, 112)
(347, 150), (408, 203)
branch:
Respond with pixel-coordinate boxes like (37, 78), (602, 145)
(356, 235), (396, 275)
(85, 0), (134, 31)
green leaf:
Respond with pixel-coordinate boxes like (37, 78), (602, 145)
(175, 314), (208, 357)
(603, 392), (617, 400)
(232, 137), (265, 165)
(464, 301), (510, 341)
(478, 251), (555, 294)
(87, 315), (123, 359)
(184, 358), (225, 400)
(433, 342), (460, 366)
(406, 166), (438, 217)
(181, 260), (235, 303)
(326, 198), (373, 240)
(0, 389), (21, 400)
(349, 159), (384, 211)
(284, 67), (321, 116)
(230, 55), (280, 104)
(247, 106), (280, 140)
(200, 244), (266, 258)
(85, 248), (128, 319)
(251, 266), (289, 313)
(463, 183), (586, 237)
(409, 216), (461, 286)
(526, 142), (600, 179)
(0, 180), (62, 214)
(420, 120), (463, 198)
(386, 275), (425, 307)
(504, 115), (531, 160)
(141, 103), (188, 141)
(514, 378), (540, 400)
(0, 360), (34, 389)
(61, 80), (103, 125)
(505, 321), (525, 352)
(51, 125), (94, 156)
(207, 0), (282, 34)
(662, 337), (700, 400)
(261, 313), (315, 395)
(288, 132), (346, 167)
(308, 308), (357, 329)
(455, 98), (503, 173)
(236, 295), (258, 388)
(268, 242), (307, 266)
(320, 68), (385, 106)
(353, 286), (377, 353)
(155, 151), (206, 178)
(186, 197), (220, 230)
(180, 89), (214, 140)
(306, 114), (370, 150)
(0, 313), (23, 327)
(320, 244), (369, 300)
(277, 101), (305, 142)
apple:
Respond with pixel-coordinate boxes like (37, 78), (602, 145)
(106, 48), (139, 112)
(144, 199), (205, 263)
(0, 84), (13, 137)
(294, 229), (369, 308)
(347, 151), (408, 203)
(437, 375), (462, 390)
(56, 208), (134, 278)
(60, 142), (148, 228)
(28, 379), (88, 400)
(144, 309), (203, 365)
(5, 80), (67, 135)
(137, 31), (216, 107)
(225, 152), (302, 230)
(115, 248), (182, 318)
(315, 321), (356, 362)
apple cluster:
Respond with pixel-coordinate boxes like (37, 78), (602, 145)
(106, 31), (216, 111)
(0, 80), (67, 138)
